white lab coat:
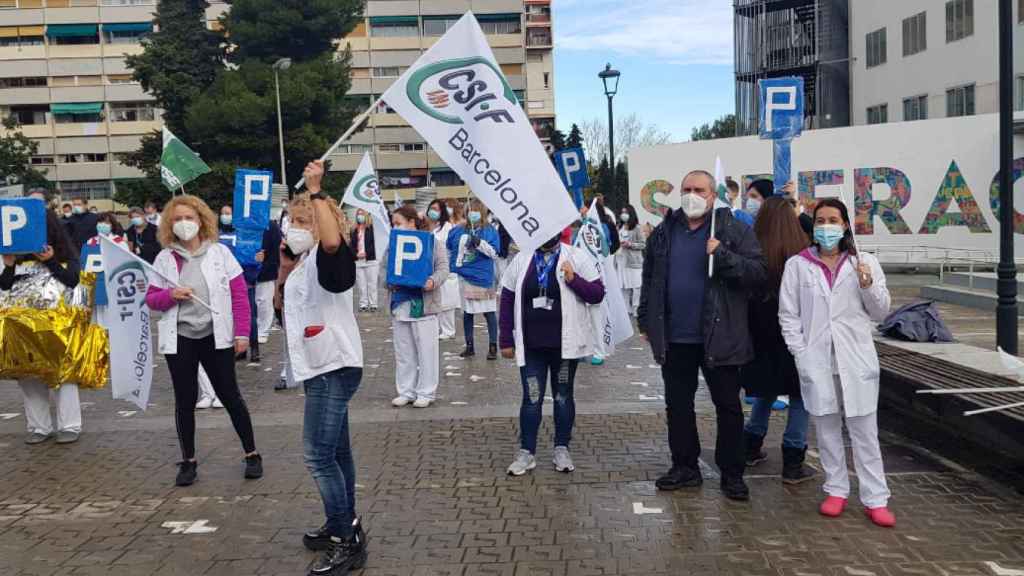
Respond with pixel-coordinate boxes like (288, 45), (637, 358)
(778, 250), (890, 418)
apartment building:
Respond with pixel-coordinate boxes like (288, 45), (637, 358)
(330, 0), (555, 202)
(0, 0), (556, 205)
(0, 0), (228, 208)
(851, 0), (1024, 126)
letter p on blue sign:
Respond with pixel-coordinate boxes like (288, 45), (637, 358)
(0, 198), (46, 255)
(759, 77), (804, 140)
(553, 147), (590, 190)
(386, 229), (435, 288)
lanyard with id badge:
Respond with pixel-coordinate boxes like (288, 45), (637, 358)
(532, 249), (560, 311)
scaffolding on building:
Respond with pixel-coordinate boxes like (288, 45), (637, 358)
(734, 0), (850, 136)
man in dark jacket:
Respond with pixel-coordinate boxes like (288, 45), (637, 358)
(125, 206), (160, 264)
(67, 197), (98, 250)
(638, 170), (767, 501)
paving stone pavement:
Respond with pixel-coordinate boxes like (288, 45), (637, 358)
(2, 304), (1024, 576)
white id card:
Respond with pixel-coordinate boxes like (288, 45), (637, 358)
(532, 296), (552, 310)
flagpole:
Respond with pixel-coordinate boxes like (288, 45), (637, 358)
(101, 236), (218, 314)
(708, 208), (716, 278)
(295, 95), (387, 191)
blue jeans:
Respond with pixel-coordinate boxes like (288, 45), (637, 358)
(303, 367), (362, 538)
(519, 348), (578, 453)
(744, 395), (809, 449)
(463, 311), (497, 350)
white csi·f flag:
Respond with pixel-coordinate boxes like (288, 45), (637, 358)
(380, 12), (577, 255)
(341, 152), (392, 253)
(99, 235), (154, 411)
(574, 198), (634, 354)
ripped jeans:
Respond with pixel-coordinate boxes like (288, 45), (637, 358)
(519, 348), (578, 453)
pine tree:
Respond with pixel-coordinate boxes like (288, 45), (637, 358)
(566, 123), (583, 149)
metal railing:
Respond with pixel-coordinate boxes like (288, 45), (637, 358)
(858, 243), (1024, 289)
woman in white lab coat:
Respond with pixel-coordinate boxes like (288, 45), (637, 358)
(427, 199), (460, 340)
(778, 198), (895, 528)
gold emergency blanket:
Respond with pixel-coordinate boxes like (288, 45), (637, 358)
(0, 264), (109, 389)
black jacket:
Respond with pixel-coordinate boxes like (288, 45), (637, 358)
(67, 212), (98, 250)
(638, 207), (767, 367)
(744, 292), (800, 398)
(350, 225), (376, 262)
(257, 221), (282, 283)
(126, 223), (160, 264)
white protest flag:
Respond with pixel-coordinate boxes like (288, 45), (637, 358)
(99, 235), (153, 411)
(574, 199), (634, 353)
(341, 151), (391, 252)
(381, 12), (577, 255)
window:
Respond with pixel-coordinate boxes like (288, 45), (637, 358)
(947, 84), (976, 117)
(109, 101), (156, 122)
(527, 30), (551, 47)
(60, 153), (107, 163)
(477, 16), (521, 35)
(371, 66), (401, 78)
(903, 95), (928, 121)
(866, 28), (886, 68)
(101, 0), (156, 5)
(902, 12), (927, 56)
(377, 143), (400, 154)
(30, 155), (55, 166)
(378, 170), (426, 189)
(369, 20), (419, 38)
(8, 105), (48, 125)
(105, 29), (149, 44)
(0, 26), (44, 47)
(0, 77), (46, 89)
(373, 98), (396, 114)
(60, 180), (112, 200)
(946, 0), (974, 43)
(543, 72), (549, 88)
(401, 143), (425, 153)
(106, 74), (136, 84)
(867, 104), (888, 125)
(430, 170), (463, 187)
(423, 17), (459, 37)
(55, 112), (102, 123)
(1017, 76), (1024, 111)
(337, 144), (372, 155)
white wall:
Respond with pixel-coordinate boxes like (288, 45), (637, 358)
(851, 0), (1024, 125)
(629, 114), (1024, 262)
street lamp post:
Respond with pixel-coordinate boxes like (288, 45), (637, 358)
(272, 58), (292, 188)
(599, 63), (621, 196)
(997, 0), (1017, 354)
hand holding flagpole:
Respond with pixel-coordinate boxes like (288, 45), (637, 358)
(99, 235), (218, 314)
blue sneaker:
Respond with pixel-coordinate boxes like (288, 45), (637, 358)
(744, 396), (756, 405)
(590, 356), (604, 366)
(771, 400), (787, 410)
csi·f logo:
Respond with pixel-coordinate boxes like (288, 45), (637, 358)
(353, 175), (380, 204)
(408, 57), (518, 125)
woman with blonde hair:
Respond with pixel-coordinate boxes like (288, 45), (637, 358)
(351, 208), (380, 312)
(145, 194), (261, 487)
(446, 198), (500, 359)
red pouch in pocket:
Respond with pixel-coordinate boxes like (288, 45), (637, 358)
(304, 325), (325, 338)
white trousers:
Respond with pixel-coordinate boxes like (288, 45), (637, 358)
(813, 378), (890, 508)
(20, 379), (81, 434)
(438, 309), (456, 338)
(393, 316), (440, 401)
(591, 305), (608, 359)
(356, 264), (379, 309)
(255, 280), (276, 341)
(198, 366), (218, 401)
(622, 287), (641, 315)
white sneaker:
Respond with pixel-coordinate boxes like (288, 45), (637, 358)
(553, 446), (575, 473)
(392, 396), (413, 407)
(211, 398), (223, 409)
(507, 449), (536, 476)
(258, 336), (269, 344)
(196, 396), (213, 409)
(413, 398), (432, 408)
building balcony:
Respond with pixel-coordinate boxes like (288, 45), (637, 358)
(368, 36), (421, 51)
(104, 82), (150, 102)
(99, 5), (159, 23)
(50, 85), (105, 102)
(526, 34), (551, 49)
(0, 45), (47, 61)
(0, 86), (51, 106)
(369, 113), (407, 128)
(54, 122), (106, 137)
(1, 123), (52, 138)
(108, 120), (160, 135)
(102, 43), (145, 58)
(48, 44), (103, 59)
(111, 162), (145, 179)
(524, 0), (551, 5)
(526, 14), (551, 27)
(55, 162), (112, 182)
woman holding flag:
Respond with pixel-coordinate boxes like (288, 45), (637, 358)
(447, 199), (500, 360)
(81, 212), (127, 327)
(351, 208), (379, 313)
(1, 209), (83, 445)
(145, 195), (262, 487)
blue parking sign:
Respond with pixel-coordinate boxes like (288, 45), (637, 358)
(0, 198), (46, 255)
(758, 77), (805, 140)
(386, 230), (434, 289)
(552, 147), (590, 190)
(233, 169), (273, 231)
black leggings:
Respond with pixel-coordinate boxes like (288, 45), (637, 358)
(165, 334), (257, 460)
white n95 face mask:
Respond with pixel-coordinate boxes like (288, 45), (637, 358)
(286, 228), (315, 254)
(680, 193), (710, 219)
(173, 220), (200, 242)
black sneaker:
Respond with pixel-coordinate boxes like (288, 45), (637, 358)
(781, 446), (817, 485)
(244, 454), (263, 479)
(459, 347), (475, 358)
(721, 475), (750, 501)
(745, 433), (768, 467)
(303, 517), (365, 552)
(250, 351), (261, 363)
(274, 378), (288, 391)
(175, 461), (197, 487)
(487, 344), (498, 360)
(308, 534), (367, 575)
(655, 466), (703, 491)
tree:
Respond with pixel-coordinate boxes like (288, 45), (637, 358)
(549, 129), (566, 152)
(220, 0), (365, 64)
(0, 117), (50, 190)
(566, 123), (583, 149)
(581, 113), (672, 167)
(690, 114), (736, 141)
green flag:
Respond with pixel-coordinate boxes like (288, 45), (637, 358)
(160, 127), (210, 192)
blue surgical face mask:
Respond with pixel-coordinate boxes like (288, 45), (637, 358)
(745, 198), (762, 217)
(131, 216), (145, 227)
(468, 211), (482, 225)
(814, 224), (845, 251)
(427, 209), (441, 221)
(356, 214), (366, 224)
(96, 223), (112, 236)
(220, 214), (232, 226)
